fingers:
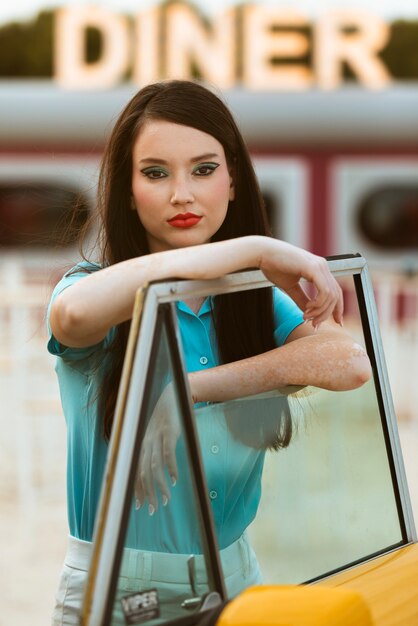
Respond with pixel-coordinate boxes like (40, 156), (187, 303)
(332, 288), (344, 326)
(265, 249), (344, 330)
(150, 435), (171, 507)
(162, 428), (178, 488)
(134, 427), (177, 514)
(134, 448), (145, 510)
(286, 284), (311, 312)
(302, 259), (343, 329)
(136, 442), (158, 514)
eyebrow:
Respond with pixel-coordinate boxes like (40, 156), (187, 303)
(139, 153), (220, 165)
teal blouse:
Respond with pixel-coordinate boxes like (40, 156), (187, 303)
(47, 263), (304, 552)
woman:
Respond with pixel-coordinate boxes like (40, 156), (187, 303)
(48, 80), (371, 624)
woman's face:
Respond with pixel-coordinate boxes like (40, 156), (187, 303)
(131, 120), (235, 253)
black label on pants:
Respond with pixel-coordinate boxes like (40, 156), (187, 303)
(121, 588), (160, 624)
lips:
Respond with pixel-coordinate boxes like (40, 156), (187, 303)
(167, 213), (202, 228)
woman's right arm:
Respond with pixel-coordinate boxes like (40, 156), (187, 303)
(50, 235), (342, 348)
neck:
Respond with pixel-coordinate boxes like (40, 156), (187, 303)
(183, 297), (205, 314)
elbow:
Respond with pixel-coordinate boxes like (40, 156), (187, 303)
(344, 345), (373, 390)
(50, 296), (87, 347)
(348, 360), (373, 390)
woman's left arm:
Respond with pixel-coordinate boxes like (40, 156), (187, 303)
(136, 322), (372, 511)
(189, 321), (372, 404)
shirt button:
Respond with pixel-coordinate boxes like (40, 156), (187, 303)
(209, 490), (218, 500)
(211, 445), (219, 454)
(199, 356), (208, 365)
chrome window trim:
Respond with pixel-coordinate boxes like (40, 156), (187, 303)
(84, 254), (416, 626)
(359, 263), (417, 543)
(86, 287), (159, 626)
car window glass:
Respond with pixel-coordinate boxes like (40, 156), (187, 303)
(193, 277), (403, 588)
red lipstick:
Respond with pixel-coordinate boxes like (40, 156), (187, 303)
(168, 213), (202, 228)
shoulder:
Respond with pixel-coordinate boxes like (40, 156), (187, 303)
(51, 261), (102, 296)
(46, 261), (115, 362)
(63, 260), (102, 279)
(47, 260), (103, 328)
(272, 286), (302, 314)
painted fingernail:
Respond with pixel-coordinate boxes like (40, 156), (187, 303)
(339, 318), (344, 327)
(162, 495), (168, 506)
(171, 476), (177, 487)
(148, 504), (155, 516)
(135, 499), (141, 510)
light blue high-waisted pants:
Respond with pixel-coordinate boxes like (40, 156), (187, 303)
(51, 533), (262, 625)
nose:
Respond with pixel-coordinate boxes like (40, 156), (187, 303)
(170, 177), (195, 205)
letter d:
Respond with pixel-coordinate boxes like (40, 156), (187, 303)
(54, 7), (130, 89)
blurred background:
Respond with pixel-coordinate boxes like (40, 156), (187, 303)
(0, 1), (417, 624)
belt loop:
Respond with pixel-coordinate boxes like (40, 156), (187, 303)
(143, 551), (152, 582)
(124, 550), (137, 592)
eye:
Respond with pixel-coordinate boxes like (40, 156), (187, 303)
(193, 163), (220, 176)
(141, 167), (168, 180)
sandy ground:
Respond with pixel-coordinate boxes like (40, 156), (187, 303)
(0, 501), (67, 626)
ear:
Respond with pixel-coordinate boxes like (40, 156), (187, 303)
(228, 173), (235, 202)
(130, 194), (137, 211)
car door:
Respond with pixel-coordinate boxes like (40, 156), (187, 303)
(80, 254), (415, 626)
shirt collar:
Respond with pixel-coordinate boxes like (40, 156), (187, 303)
(176, 297), (213, 317)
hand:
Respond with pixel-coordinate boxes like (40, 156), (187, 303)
(259, 239), (344, 329)
(135, 383), (180, 515)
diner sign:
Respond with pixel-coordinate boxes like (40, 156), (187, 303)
(54, 4), (392, 90)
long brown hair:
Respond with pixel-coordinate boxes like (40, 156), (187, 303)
(80, 80), (291, 448)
